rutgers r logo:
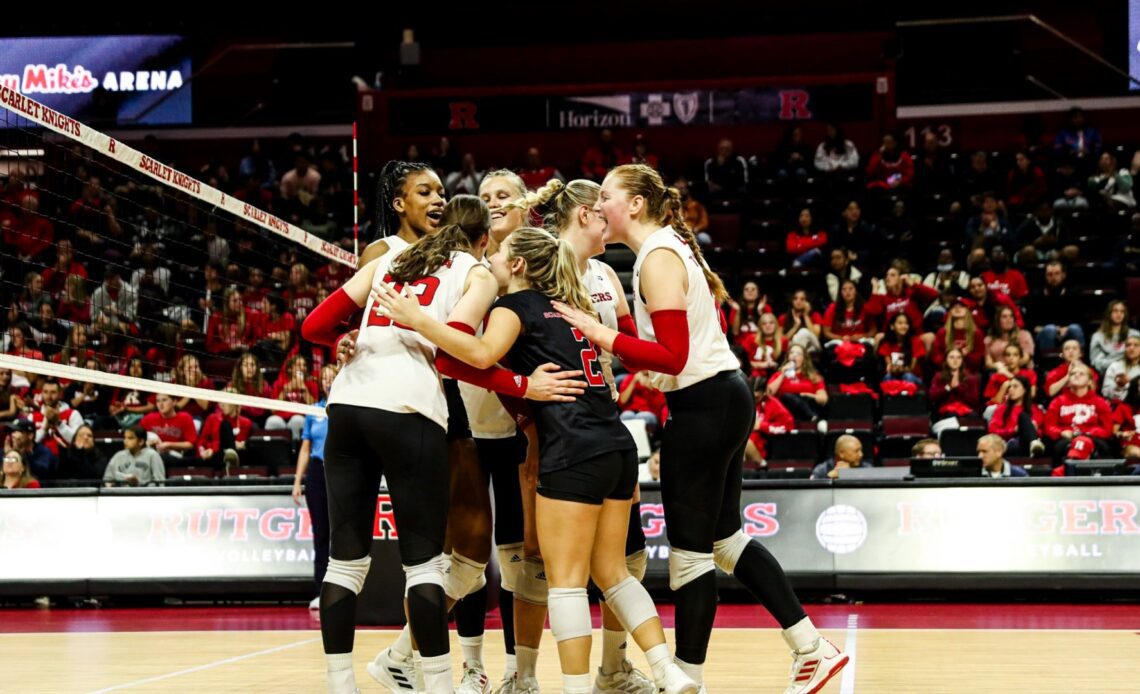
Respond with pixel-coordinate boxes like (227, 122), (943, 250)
(373, 494), (398, 540)
(449, 101), (479, 130)
(778, 90), (812, 120)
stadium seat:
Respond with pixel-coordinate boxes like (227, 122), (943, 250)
(767, 430), (821, 463)
(882, 394), (929, 417)
(827, 393), (875, 427)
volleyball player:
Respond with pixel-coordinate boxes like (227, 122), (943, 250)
(357, 161), (447, 267)
(554, 164), (848, 693)
(374, 227), (698, 694)
(300, 204), (499, 694)
(511, 178), (655, 693)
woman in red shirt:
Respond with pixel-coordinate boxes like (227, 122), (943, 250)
(171, 354), (215, 424)
(1112, 378), (1140, 459)
(617, 370), (667, 432)
(726, 280), (771, 346)
(745, 388), (795, 465)
(879, 313), (925, 386)
(2, 450), (40, 489)
(56, 274), (91, 326)
(741, 313), (786, 379)
(266, 354), (317, 439)
(988, 375), (1045, 456)
(228, 352), (273, 426)
(822, 280), (873, 347)
(786, 208), (828, 269)
(767, 343), (828, 421)
(780, 290), (823, 354)
(931, 301), (985, 372)
(206, 287), (264, 358)
(929, 347), (981, 419)
(984, 343), (1038, 406)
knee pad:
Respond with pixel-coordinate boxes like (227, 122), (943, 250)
(625, 549), (648, 582)
(668, 547), (715, 591)
(403, 553), (448, 597)
(547, 587), (591, 642)
(515, 556), (548, 606)
(324, 555), (372, 595)
(712, 530), (753, 576)
(443, 551), (487, 602)
(602, 576), (658, 633)
(496, 542), (524, 593)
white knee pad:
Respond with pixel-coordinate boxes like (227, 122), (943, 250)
(497, 542), (524, 593)
(713, 530), (753, 576)
(625, 548), (648, 582)
(515, 556), (548, 606)
(324, 555), (372, 594)
(602, 576), (658, 633)
(443, 551), (487, 602)
(403, 553), (448, 596)
(547, 587), (591, 642)
(668, 547), (715, 591)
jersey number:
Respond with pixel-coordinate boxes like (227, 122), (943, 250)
(571, 327), (606, 387)
(368, 275), (441, 329)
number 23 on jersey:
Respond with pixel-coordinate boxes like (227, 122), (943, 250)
(367, 275), (440, 329)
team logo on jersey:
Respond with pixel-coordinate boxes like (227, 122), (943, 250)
(673, 92), (699, 124)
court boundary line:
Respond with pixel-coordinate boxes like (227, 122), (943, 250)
(84, 635), (320, 693)
(840, 613), (858, 694)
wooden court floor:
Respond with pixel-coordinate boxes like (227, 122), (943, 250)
(4, 625), (1139, 693)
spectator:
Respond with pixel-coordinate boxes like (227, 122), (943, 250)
(985, 306), (1034, 370)
(1006, 151), (1047, 214)
(2, 450), (40, 489)
(55, 325), (94, 371)
(284, 263), (318, 322)
(1024, 261), (1086, 350)
(1053, 107), (1101, 162)
(65, 361), (111, 427)
(922, 249), (970, 297)
(984, 344), (1038, 406)
(1087, 152), (1135, 210)
(56, 274), (92, 327)
(826, 247), (867, 303)
(640, 448), (661, 483)
(90, 268), (138, 336)
(107, 360), (154, 427)
(740, 313), (786, 380)
(767, 344), (828, 422)
(786, 208), (828, 268)
(1102, 336), (1140, 402)
(930, 347), (981, 419)
(1045, 339), (1100, 399)
(239, 139), (278, 188)
(879, 313), (925, 386)
(964, 277), (1022, 333)
(622, 133), (659, 170)
(197, 396), (250, 472)
(775, 125), (812, 184)
(140, 393), (197, 466)
(103, 425), (165, 487)
(12, 271), (49, 319)
(829, 200), (877, 262)
(279, 154), (321, 201)
(931, 302), (986, 372)
(913, 131), (956, 199)
(726, 280), (771, 344)
(822, 279), (874, 346)
(445, 153), (485, 196)
(27, 303), (66, 357)
(1090, 301), (1140, 374)
(912, 438), (943, 458)
(744, 387), (794, 467)
(979, 246), (1028, 302)
(58, 424), (106, 480)
(617, 370), (666, 433)
(229, 352), (274, 426)
(704, 138), (749, 202)
(1015, 201), (1075, 264)
(3, 418), (55, 480)
(779, 290), (823, 353)
(40, 239), (87, 299)
(810, 434), (866, 480)
(673, 178), (709, 240)
(814, 123), (860, 175)
(988, 376), (1045, 457)
(4, 325), (44, 362)
(256, 293), (296, 365)
(976, 434), (1029, 478)
(864, 133), (913, 191)
(580, 129), (624, 182)
(0, 368), (25, 423)
(1043, 363), (1114, 463)
(267, 354), (317, 439)
(130, 242), (171, 325)
(171, 355), (215, 425)
(868, 262), (939, 340)
(207, 287), (263, 358)
(1051, 155), (1090, 211)
(959, 151), (1000, 211)
(29, 380), (84, 458)
(965, 204), (1011, 252)
(1, 193), (54, 262)
(1112, 377), (1140, 459)
(430, 136), (460, 177)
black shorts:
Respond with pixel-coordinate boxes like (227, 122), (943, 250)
(444, 378), (472, 441)
(538, 449), (638, 505)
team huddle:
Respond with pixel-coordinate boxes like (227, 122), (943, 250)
(299, 162), (849, 694)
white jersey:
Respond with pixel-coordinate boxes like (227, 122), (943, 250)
(631, 226), (738, 392)
(329, 248), (481, 430)
(459, 257), (518, 439)
(583, 258), (621, 398)
(384, 235), (410, 255)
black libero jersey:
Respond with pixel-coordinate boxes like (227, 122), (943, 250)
(494, 290), (634, 473)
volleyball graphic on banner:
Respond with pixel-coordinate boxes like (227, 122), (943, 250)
(815, 504), (868, 554)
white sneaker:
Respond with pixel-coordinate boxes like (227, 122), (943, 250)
(513, 675), (541, 694)
(492, 673), (516, 694)
(367, 647), (421, 692)
(655, 663), (699, 694)
(457, 660), (491, 694)
(309, 596), (320, 610)
(1030, 439), (1046, 457)
(784, 637), (848, 694)
(593, 660), (656, 693)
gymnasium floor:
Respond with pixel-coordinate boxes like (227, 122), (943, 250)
(3, 603), (1139, 693)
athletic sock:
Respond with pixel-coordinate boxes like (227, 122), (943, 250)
(600, 627), (628, 675)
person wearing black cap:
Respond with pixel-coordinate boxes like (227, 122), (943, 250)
(3, 418), (56, 480)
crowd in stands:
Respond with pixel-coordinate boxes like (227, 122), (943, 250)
(3, 106), (1140, 488)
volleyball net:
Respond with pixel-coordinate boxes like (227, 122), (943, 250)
(0, 86), (357, 482)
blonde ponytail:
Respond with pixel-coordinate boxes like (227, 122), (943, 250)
(507, 227), (595, 315)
